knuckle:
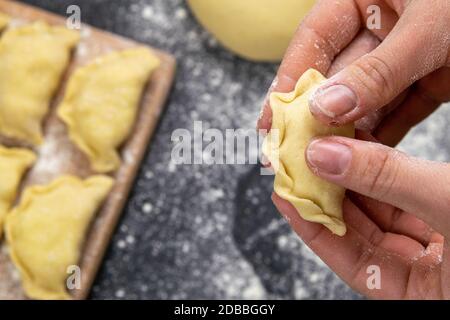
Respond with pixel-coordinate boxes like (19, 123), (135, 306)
(351, 247), (375, 284)
(350, 234), (383, 286)
(362, 146), (400, 199)
(304, 24), (340, 57)
(349, 55), (396, 103)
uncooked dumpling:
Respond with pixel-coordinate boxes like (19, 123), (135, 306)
(5, 175), (114, 300)
(0, 12), (9, 30)
(187, 0), (316, 62)
(0, 145), (36, 238)
(0, 22), (79, 145)
(58, 48), (160, 173)
(263, 69), (354, 236)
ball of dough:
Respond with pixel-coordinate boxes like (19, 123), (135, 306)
(187, 0), (316, 62)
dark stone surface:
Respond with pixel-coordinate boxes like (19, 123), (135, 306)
(17, 0), (450, 300)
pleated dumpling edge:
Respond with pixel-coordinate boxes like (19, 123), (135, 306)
(0, 21), (80, 145)
(58, 48), (160, 173)
(0, 145), (36, 238)
(263, 69), (354, 236)
(5, 175), (114, 300)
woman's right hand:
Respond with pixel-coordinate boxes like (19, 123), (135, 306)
(258, 0), (450, 299)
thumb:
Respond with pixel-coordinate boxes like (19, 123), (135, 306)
(305, 136), (450, 236)
(308, 0), (450, 126)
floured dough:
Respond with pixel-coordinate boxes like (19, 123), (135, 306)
(0, 145), (36, 238)
(5, 175), (114, 300)
(0, 12), (9, 30)
(263, 69), (354, 236)
(0, 22), (79, 145)
(187, 0), (316, 62)
(58, 48), (160, 173)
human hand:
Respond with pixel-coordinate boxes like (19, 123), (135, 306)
(258, 0), (450, 146)
(273, 130), (450, 299)
(257, 0), (450, 299)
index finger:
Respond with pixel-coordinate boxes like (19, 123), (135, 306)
(272, 193), (426, 299)
(257, 0), (362, 131)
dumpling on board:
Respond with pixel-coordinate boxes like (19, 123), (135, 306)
(5, 175), (114, 300)
(0, 22), (79, 145)
(263, 69), (354, 236)
(0, 145), (36, 238)
(0, 12), (9, 30)
(58, 48), (160, 173)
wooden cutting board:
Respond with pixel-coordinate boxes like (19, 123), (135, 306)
(0, 0), (176, 299)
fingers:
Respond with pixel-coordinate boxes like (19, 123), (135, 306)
(355, 89), (409, 132)
(348, 192), (436, 247)
(374, 67), (450, 146)
(257, 0), (361, 131)
(353, 0), (398, 40)
(305, 136), (450, 236)
(308, 0), (450, 126)
(277, 0), (361, 83)
(272, 193), (423, 299)
(349, 132), (439, 246)
(327, 30), (380, 77)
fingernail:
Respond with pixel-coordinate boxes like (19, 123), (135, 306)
(309, 84), (357, 118)
(307, 139), (352, 175)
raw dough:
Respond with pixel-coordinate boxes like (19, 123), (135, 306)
(0, 145), (36, 238)
(0, 12), (9, 30)
(58, 48), (160, 173)
(0, 22), (79, 145)
(187, 0), (316, 62)
(263, 69), (354, 236)
(5, 175), (114, 300)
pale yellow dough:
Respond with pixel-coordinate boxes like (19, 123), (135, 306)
(5, 175), (114, 300)
(58, 48), (160, 173)
(0, 145), (36, 238)
(263, 69), (354, 236)
(0, 12), (9, 30)
(0, 22), (80, 145)
(187, 0), (316, 62)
